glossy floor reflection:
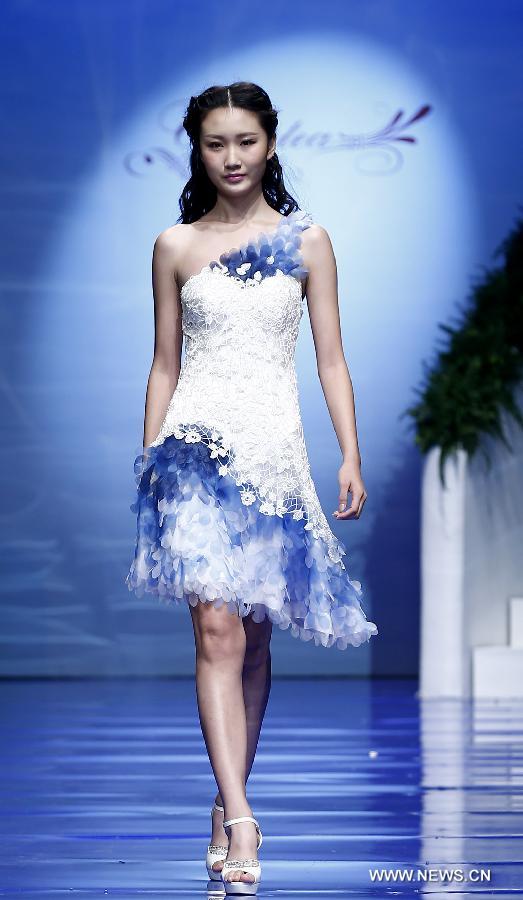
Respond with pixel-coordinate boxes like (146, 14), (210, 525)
(0, 677), (522, 896)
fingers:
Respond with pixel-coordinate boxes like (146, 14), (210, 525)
(332, 489), (367, 519)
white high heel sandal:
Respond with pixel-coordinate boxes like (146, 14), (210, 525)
(221, 815), (263, 895)
(206, 801), (229, 882)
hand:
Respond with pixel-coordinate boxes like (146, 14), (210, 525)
(332, 460), (367, 520)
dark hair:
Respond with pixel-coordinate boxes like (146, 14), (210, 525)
(178, 81), (300, 224)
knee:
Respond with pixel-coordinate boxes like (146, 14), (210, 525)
(244, 641), (271, 670)
(244, 624), (272, 670)
(192, 600), (246, 663)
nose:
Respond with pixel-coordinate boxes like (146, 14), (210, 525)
(224, 149), (240, 168)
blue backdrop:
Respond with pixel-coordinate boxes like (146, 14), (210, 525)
(1, 1), (521, 676)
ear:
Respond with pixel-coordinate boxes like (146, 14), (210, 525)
(267, 137), (276, 161)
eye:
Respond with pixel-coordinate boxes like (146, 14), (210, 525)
(207, 139), (256, 150)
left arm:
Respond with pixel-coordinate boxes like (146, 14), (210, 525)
(302, 224), (367, 520)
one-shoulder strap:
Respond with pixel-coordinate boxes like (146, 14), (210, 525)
(280, 208), (313, 281)
(291, 208), (313, 231)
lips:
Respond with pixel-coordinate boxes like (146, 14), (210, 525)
(224, 174), (245, 181)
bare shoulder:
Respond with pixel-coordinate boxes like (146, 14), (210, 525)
(301, 221), (335, 269)
(304, 221), (331, 242)
(153, 222), (191, 256)
(152, 224), (194, 289)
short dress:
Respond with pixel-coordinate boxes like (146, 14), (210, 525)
(125, 208), (378, 650)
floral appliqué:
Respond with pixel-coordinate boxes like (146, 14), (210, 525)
(208, 208), (312, 288)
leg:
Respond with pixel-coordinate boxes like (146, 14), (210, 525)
(189, 599), (259, 884)
(213, 612), (273, 854)
(242, 612), (273, 782)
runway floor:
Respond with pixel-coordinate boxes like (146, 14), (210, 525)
(1, 676), (522, 897)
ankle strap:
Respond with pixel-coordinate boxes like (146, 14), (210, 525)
(223, 815), (263, 850)
(223, 815), (257, 827)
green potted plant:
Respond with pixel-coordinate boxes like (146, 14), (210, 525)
(402, 210), (523, 487)
(403, 209), (523, 698)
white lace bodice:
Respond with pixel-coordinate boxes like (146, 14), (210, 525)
(149, 209), (346, 565)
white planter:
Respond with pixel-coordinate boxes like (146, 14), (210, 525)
(419, 446), (469, 698)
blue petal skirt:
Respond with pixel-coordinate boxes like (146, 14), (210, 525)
(125, 431), (378, 650)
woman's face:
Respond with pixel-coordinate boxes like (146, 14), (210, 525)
(199, 105), (275, 197)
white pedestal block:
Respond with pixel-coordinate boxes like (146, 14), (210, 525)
(509, 597), (523, 648)
(473, 645), (523, 698)
(419, 446), (468, 698)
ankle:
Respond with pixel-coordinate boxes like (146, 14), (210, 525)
(223, 804), (253, 824)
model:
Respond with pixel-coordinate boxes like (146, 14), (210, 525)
(125, 80), (378, 895)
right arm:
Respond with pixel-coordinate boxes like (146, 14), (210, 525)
(142, 228), (183, 448)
